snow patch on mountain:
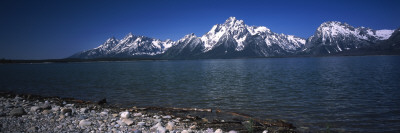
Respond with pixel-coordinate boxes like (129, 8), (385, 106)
(376, 29), (395, 40)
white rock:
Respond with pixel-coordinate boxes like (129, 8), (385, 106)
(122, 118), (134, 126)
(64, 104), (74, 107)
(79, 120), (91, 126)
(151, 123), (166, 133)
(137, 122), (145, 126)
(80, 108), (88, 113)
(157, 126), (166, 133)
(30, 106), (40, 112)
(52, 106), (60, 111)
(166, 121), (174, 131)
(133, 112), (142, 117)
(154, 119), (161, 123)
(116, 120), (125, 126)
(100, 111), (108, 116)
(114, 124), (120, 128)
(162, 115), (172, 119)
(215, 129), (223, 133)
(189, 125), (196, 129)
(206, 128), (214, 133)
(181, 130), (189, 133)
(120, 111), (130, 119)
(262, 130), (268, 133)
(229, 130), (238, 133)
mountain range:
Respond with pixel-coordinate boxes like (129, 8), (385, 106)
(70, 17), (399, 59)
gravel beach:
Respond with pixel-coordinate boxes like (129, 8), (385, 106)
(0, 92), (296, 133)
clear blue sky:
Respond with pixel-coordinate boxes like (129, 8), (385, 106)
(1, 0), (399, 59)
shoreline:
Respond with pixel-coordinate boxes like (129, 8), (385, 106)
(1, 54), (399, 64)
(0, 92), (296, 133)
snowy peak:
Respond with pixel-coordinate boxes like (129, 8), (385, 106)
(200, 17), (306, 53)
(223, 16), (245, 28)
(306, 21), (395, 54)
(182, 33), (197, 39)
(315, 21), (394, 41)
(201, 17), (250, 51)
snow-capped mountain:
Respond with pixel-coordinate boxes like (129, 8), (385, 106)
(70, 33), (175, 59)
(304, 21), (394, 55)
(161, 33), (205, 59)
(201, 17), (305, 53)
(163, 17), (306, 58)
(70, 17), (397, 59)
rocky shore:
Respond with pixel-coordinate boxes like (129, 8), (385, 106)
(0, 92), (296, 133)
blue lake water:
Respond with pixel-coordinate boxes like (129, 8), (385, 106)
(1, 56), (400, 132)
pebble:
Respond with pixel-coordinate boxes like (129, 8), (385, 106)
(215, 129), (223, 133)
(100, 111), (108, 116)
(114, 124), (120, 128)
(162, 115), (172, 119)
(0, 94), (279, 133)
(27, 126), (38, 132)
(120, 111), (130, 119)
(166, 121), (175, 131)
(61, 108), (72, 115)
(40, 104), (51, 110)
(10, 107), (26, 116)
(137, 122), (145, 126)
(122, 118), (134, 126)
(80, 108), (88, 113)
(30, 106), (41, 112)
(42, 110), (51, 115)
(59, 114), (65, 120)
(79, 120), (92, 126)
(151, 123), (166, 133)
(133, 112), (142, 117)
(5, 104), (14, 108)
(207, 128), (214, 133)
(51, 106), (60, 112)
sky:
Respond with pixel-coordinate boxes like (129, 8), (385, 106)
(1, 0), (399, 59)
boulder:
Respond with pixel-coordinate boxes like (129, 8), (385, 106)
(10, 107), (26, 116)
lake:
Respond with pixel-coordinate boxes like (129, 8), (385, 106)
(1, 56), (399, 132)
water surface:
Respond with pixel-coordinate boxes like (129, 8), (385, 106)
(1, 56), (399, 132)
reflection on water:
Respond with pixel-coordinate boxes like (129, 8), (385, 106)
(1, 56), (400, 132)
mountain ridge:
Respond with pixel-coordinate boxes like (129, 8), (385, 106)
(70, 17), (398, 59)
